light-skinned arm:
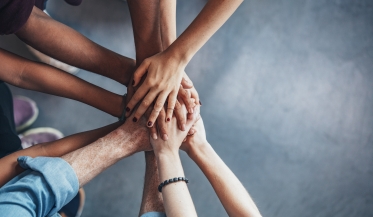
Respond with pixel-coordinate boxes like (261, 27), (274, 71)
(62, 113), (151, 187)
(181, 118), (262, 217)
(0, 122), (122, 187)
(150, 105), (201, 217)
(159, 0), (201, 119)
(0, 48), (125, 118)
(126, 0), (243, 124)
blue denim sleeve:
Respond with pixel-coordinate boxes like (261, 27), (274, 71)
(0, 156), (79, 217)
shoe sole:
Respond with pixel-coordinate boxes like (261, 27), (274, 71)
(15, 96), (39, 132)
(77, 188), (86, 217)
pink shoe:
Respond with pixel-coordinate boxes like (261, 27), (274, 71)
(13, 96), (39, 132)
(20, 127), (64, 149)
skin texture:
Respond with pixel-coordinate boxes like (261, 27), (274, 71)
(150, 105), (201, 217)
(181, 118), (262, 217)
(126, 0), (243, 124)
(138, 152), (165, 216)
(0, 48), (126, 117)
(16, 6), (136, 86)
(62, 113), (151, 187)
(0, 122), (121, 187)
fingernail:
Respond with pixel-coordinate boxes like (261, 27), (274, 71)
(182, 124), (186, 131)
(132, 80), (135, 86)
(152, 133), (158, 140)
(132, 117), (137, 122)
(166, 117), (170, 122)
(189, 108), (194, 113)
(163, 134), (168, 141)
(199, 100), (202, 105)
(126, 107), (130, 112)
(147, 121), (152, 126)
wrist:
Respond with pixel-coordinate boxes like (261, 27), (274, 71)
(155, 148), (180, 160)
(115, 121), (150, 155)
(165, 45), (191, 68)
(187, 141), (211, 161)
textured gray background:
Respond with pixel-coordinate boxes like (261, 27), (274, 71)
(1, 0), (373, 216)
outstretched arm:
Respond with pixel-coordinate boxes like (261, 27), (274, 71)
(0, 48), (125, 118)
(181, 118), (262, 217)
(0, 121), (121, 187)
(125, 0), (242, 124)
(62, 113), (151, 186)
(150, 105), (201, 217)
(15, 6), (135, 85)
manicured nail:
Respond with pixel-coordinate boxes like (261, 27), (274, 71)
(132, 80), (135, 86)
(126, 107), (130, 112)
(166, 118), (170, 122)
(163, 134), (168, 141)
(132, 117), (137, 122)
(199, 100), (202, 105)
(152, 133), (158, 140)
(147, 121), (152, 127)
(181, 124), (186, 131)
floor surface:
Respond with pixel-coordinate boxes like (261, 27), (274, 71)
(1, 0), (372, 216)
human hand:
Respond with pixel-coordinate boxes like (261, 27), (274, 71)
(125, 50), (189, 127)
(125, 73), (194, 141)
(118, 95), (152, 153)
(180, 117), (208, 156)
(150, 104), (201, 155)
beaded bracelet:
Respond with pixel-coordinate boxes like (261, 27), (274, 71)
(158, 177), (189, 192)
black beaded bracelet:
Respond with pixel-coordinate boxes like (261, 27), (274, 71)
(158, 177), (189, 192)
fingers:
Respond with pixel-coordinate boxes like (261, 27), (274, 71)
(132, 59), (150, 87)
(145, 106), (158, 140)
(190, 87), (201, 106)
(181, 75), (193, 89)
(186, 105), (201, 129)
(125, 82), (153, 118)
(147, 91), (168, 127)
(156, 108), (169, 141)
(174, 99), (187, 131)
(166, 89), (178, 122)
(178, 86), (195, 114)
(188, 126), (197, 136)
(131, 90), (159, 122)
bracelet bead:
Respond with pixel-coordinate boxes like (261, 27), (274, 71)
(158, 177), (189, 192)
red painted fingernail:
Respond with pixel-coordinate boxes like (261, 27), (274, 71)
(132, 80), (135, 85)
(126, 107), (130, 112)
(199, 100), (202, 105)
(167, 118), (170, 122)
(148, 121), (152, 126)
(132, 117), (137, 122)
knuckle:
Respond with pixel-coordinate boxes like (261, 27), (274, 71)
(155, 101), (163, 108)
(133, 95), (142, 102)
(141, 99), (151, 107)
(146, 79), (155, 87)
(160, 127), (167, 133)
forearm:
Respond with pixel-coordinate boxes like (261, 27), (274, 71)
(127, 0), (163, 65)
(160, 0), (177, 49)
(156, 150), (197, 217)
(189, 144), (261, 217)
(167, 0), (243, 64)
(62, 121), (149, 187)
(16, 6), (135, 85)
(0, 122), (121, 187)
(0, 49), (124, 117)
